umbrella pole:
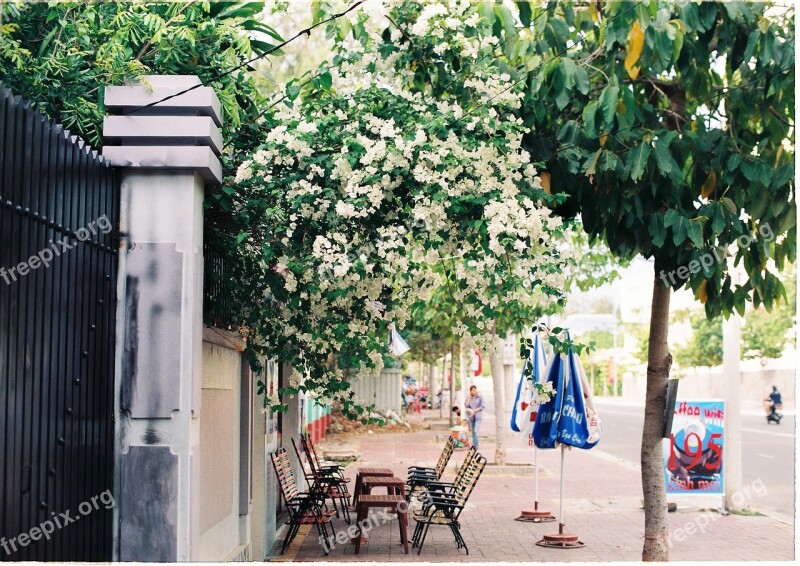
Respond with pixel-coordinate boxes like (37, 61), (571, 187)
(559, 444), (565, 527)
(536, 444), (584, 549)
(535, 446), (539, 503)
(516, 443), (555, 522)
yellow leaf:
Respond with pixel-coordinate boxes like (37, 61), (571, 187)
(541, 171), (551, 194)
(700, 170), (716, 199)
(698, 280), (708, 304)
(624, 21), (644, 80)
(589, 2), (599, 22)
(775, 145), (784, 167)
(599, 133), (608, 147)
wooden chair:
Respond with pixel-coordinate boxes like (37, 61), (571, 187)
(271, 448), (334, 555)
(411, 452), (487, 555)
(405, 436), (458, 500)
(302, 433), (350, 481)
(420, 446), (478, 497)
(292, 437), (351, 524)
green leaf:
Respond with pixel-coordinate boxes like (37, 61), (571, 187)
(663, 209), (681, 227)
(318, 71), (332, 89)
(285, 80), (301, 100)
(686, 220), (704, 248)
(711, 206), (725, 235)
(600, 86), (620, 128)
(649, 213), (667, 247)
(575, 66), (590, 95)
(582, 101), (598, 138)
(672, 217), (688, 246)
(627, 142), (651, 182)
(653, 136), (675, 176)
(720, 197), (738, 215)
(560, 57), (577, 91)
(517, 1), (532, 27)
(670, 22), (684, 63)
(743, 30), (759, 64)
(554, 76), (570, 110)
(584, 149), (601, 176)
(726, 153), (742, 172)
(599, 150), (619, 173)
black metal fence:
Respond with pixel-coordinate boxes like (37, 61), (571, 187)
(203, 242), (239, 328)
(0, 85), (118, 561)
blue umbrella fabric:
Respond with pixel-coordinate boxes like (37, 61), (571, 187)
(533, 337), (600, 450)
(510, 333), (548, 434)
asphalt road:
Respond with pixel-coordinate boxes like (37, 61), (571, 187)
(592, 399), (795, 522)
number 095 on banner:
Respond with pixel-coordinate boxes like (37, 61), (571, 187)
(663, 400), (724, 494)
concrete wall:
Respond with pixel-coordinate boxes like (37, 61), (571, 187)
(349, 368), (403, 414)
(623, 366), (796, 408)
(198, 329), (251, 561)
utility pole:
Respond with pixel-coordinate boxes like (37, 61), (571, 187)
(458, 340), (467, 413)
(723, 309), (743, 511)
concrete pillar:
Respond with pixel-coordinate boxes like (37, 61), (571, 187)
(283, 363), (305, 490)
(723, 312), (742, 510)
(105, 76), (222, 561)
(457, 340), (467, 415)
(502, 334), (517, 422)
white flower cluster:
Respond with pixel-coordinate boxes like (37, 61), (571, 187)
(240, 1), (570, 411)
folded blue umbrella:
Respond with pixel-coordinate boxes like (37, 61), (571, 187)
(533, 335), (598, 450)
(510, 333), (547, 433)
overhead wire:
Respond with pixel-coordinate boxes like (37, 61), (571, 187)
(123, 0), (365, 116)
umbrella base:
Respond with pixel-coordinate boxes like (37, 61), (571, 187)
(515, 507), (556, 523)
(536, 524), (585, 549)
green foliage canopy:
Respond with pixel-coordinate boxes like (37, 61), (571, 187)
(0, 1), (278, 150)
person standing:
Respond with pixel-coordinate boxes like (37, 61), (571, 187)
(465, 385), (485, 449)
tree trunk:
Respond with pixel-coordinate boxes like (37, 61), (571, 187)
(457, 340), (467, 412)
(641, 268), (672, 561)
(448, 341), (456, 426)
(489, 332), (506, 465)
(440, 352), (446, 417)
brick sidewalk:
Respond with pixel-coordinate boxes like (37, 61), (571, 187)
(272, 417), (794, 562)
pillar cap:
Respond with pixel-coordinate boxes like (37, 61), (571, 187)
(102, 75), (224, 185)
(104, 75), (222, 126)
(102, 146), (222, 185)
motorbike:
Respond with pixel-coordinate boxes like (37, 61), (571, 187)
(764, 399), (783, 424)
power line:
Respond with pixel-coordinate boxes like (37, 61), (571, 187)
(124, 0), (365, 116)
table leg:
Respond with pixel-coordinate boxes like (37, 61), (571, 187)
(354, 504), (367, 554)
(398, 505), (409, 554)
(352, 474), (362, 507)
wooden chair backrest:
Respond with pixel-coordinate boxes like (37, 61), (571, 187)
(434, 436), (457, 478)
(271, 448), (301, 503)
(452, 452), (487, 507)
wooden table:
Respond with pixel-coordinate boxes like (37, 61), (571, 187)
(352, 467), (393, 505)
(354, 494), (409, 554)
(360, 476), (406, 511)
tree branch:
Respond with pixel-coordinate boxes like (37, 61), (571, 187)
(769, 105), (793, 127)
(135, 1), (194, 62)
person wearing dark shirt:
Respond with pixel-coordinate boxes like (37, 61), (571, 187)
(766, 385), (783, 423)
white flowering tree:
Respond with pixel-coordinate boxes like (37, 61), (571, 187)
(213, 1), (570, 421)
